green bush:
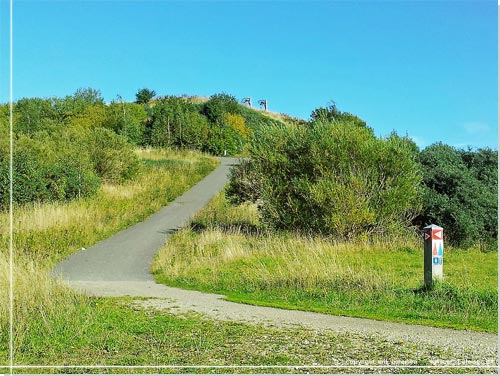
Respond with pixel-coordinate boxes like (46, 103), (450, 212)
(0, 131), (101, 208)
(103, 102), (147, 145)
(146, 96), (206, 148)
(48, 155), (100, 200)
(0, 146), (47, 207)
(86, 127), (139, 183)
(180, 111), (210, 150)
(203, 125), (244, 156)
(226, 159), (262, 205)
(230, 120), (422, 239)
(418, 143), (498, 248)
(310, 101), (368, 129)
(201, 93), (241, 125)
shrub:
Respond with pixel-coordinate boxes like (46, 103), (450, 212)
(417, 143), (498, 248)
(226, 159), (262, 205)
(180, 111), (210, 150)
(0, 146), (47, 207)
(48, 155), (100, 200)
(203, 125), (243, 156)
(0, 132), (101, 208)
(310, 101), (368, 129)
(85, 128), (139, 183)
(201, 93), (240, 125)
(225, 113), (252, 140)
(230, 120), (422, 239)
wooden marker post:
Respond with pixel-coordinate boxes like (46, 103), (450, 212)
(423, 224), (444, 287)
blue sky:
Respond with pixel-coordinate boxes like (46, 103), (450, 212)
(0, 0), (498, 149)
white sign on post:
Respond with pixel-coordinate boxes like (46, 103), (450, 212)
(423, 224), (444, 287)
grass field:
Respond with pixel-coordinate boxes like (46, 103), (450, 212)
(0, 148), (217, 267)
(153, 192), (498, 333)
(0, 149), (218, 366)
(0, 150), (496, 372)
(4, 297), (488, 374)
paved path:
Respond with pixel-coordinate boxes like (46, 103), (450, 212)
(53, 157), (498, 361)
(53, 157), (239, 282)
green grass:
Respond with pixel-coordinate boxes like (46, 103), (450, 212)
(2, 297), (492, 373)
(0, 149), (219, 367)
(153, 192), (498, 333)
(0, 148), (218, 267)
(0, 150), (496, 371)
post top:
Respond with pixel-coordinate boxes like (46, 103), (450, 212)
(423, 224), (443, 231)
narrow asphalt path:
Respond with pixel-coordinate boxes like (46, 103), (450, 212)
(53, 157), (240, 282)
(53, 157), (498, 362)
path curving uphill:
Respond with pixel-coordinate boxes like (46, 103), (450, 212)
(53, 157), (239, 282)
(53, 157), (498, 362)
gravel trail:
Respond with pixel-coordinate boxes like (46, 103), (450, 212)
(53, 157), (498, 364)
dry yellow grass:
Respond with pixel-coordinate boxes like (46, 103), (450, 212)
(134, 147), (209, 162)
(0, 149), (218, 356)
(152, 193), (418, 293)
(152, 192), (497, 332)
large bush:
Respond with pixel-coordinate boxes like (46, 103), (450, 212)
(86, 127), (139, 183)
(310, 102), (368, 129)
(0, 134), (100, 208)
(229, 120), (422, 239)
(417, 143), (497, 248)
(103, 101), (147, 145)
(146, 96), (210, 149)
(203, 125), (244, 156)
(201, 93), (240, 125)
(0, 146), (47, 206)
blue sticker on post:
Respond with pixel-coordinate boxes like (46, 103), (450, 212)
(433, 257), (441, 265)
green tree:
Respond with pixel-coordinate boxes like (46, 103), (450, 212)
(202, 93), (240, 125)
(86, 127), (139, 183)
(418, 143), (498, 248)
(13, 98), (57, 135)
(146, 96), (212, 150)
(50, 88), (105, 125)
(73, 87), (104, 106)
(135, 88), (156, 104)
(103, 100), (147, 145)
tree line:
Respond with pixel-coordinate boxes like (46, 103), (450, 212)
(0, 88), (496, 248)
(0, 88), (284, 208)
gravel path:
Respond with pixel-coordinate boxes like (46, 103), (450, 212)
(53, 157), (498, 363)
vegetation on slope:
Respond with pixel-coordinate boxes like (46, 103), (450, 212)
(0, 149), (218, 366)
(153, 192), (498, 332)
(0, 86), (497, 367)
(227, 103), (497, 248)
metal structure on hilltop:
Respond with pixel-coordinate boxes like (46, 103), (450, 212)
(241, 97), (252, 107)
(258, 99), (267, 111)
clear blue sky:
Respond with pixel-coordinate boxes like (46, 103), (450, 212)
(0, 0), (498, 150)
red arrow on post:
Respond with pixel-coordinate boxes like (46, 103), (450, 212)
(433, 229), (443, 240)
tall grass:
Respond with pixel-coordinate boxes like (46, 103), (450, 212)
(0, 152), (496, 368)
(0, 148), (217, 267)
(153, 192), (498, 332)
(0, 149), (218, 365)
